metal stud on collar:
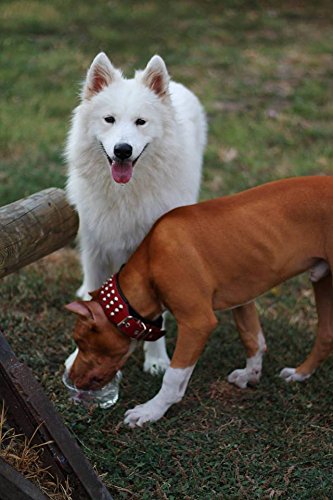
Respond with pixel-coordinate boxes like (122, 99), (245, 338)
(96, 272), (165, 342)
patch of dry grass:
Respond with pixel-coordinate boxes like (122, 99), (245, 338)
(0, 404), (72, 499)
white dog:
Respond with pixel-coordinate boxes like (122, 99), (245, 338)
(65, 52), (207, 374)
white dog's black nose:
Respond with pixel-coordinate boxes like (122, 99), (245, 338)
(114, 143), (133, 160)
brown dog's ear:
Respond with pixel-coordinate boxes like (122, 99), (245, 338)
(65, 301), (93, 319)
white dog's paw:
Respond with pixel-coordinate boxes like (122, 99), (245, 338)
(280, 367), (311, 383)
(124, 401), (165, 428)
(227, 367), (261, 389)
(143, 353), (170, 375)
(143, 337), (170, 375)
(76, 284), (91, 300)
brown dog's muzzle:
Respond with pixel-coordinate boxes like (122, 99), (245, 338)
(65, 296), (137, 391)
(69, 351), (121, 390)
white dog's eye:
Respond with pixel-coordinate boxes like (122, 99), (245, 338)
(135, 118), (146, 126)
(104, 116), (115, 124)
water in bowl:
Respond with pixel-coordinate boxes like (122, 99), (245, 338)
(62, 370), (122, 409)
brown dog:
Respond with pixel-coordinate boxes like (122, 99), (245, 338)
(65, 176), (333, 427)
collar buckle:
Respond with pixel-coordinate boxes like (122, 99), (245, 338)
(117, 315), (148, 340)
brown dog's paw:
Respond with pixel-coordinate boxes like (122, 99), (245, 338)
(227, 367), (261, 389)
(279, 367), (311, 383)
(124, 401), (165, 428)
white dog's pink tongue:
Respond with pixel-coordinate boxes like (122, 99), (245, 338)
(111, 161), (133, 184)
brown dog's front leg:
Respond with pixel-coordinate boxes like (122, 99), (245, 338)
(124, 364), (196, 428)
(124, 313), (217, 427)
(228, 302), (266, 388)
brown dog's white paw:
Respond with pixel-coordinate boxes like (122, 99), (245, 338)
(124, 401), (165, 428)
(279, 367), (311, 382)
(227, 367), (261, 389)
(124, 366), (193, 427)
(309, 260), (330, 282)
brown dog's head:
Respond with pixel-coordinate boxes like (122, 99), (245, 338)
(65, 299), (132, 390)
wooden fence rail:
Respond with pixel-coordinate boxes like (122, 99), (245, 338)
(0, 457), (47, 500)
(0, 188), (79, 279)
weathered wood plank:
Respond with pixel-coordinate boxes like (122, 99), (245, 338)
(0, 329), (113, 500)
(0, 188), (79, 279)
(0, 457), (47, 500)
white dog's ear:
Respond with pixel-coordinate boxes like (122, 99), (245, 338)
(82, 52), (121, 99)
(141, 55), (170, 98)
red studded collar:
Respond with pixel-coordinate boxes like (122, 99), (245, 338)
(93, 273), (165, 342)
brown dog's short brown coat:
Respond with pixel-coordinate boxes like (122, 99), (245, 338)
(66, 176), (333, 426)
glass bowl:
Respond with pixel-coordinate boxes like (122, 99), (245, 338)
(62, 370), (122, 409)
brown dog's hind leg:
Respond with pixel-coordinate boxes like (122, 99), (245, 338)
(280, 273), (333, 382)
(228, 302), (266, 388)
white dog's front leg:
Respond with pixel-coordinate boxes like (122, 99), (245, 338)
(143, 313), (170, 375)
(124, 365), (195, 428)
(77, 231), (128, 299)
(143, 337), (170, 375)
(77, 241), (110, 299)
(64, 348), (79, 372)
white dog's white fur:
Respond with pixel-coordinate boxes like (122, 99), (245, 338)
(65, 52), (207, 374)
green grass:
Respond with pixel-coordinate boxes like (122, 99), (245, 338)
(1, 0), (333, 498)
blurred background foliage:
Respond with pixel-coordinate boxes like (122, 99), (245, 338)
(1, 0), (333, 206)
